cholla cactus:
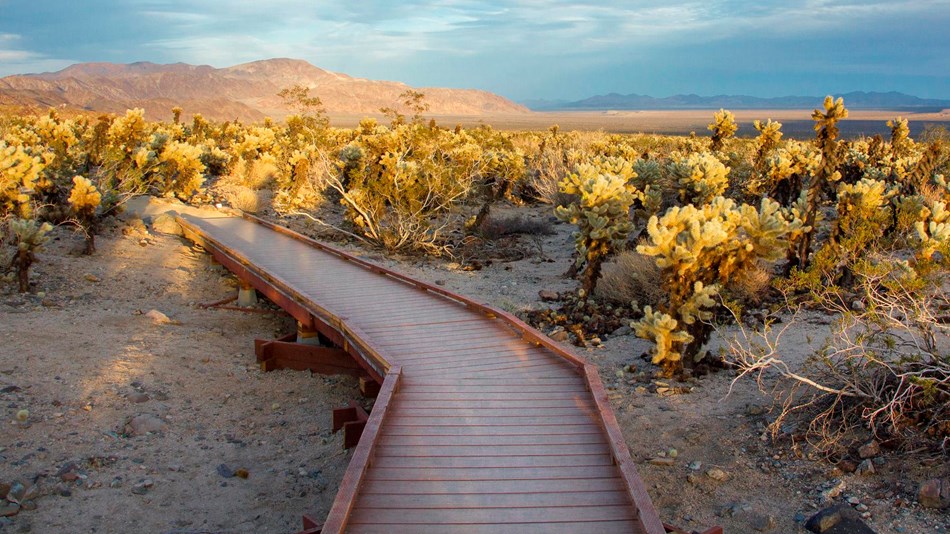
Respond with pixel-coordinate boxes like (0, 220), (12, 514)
(752, 119), (783, 176)
(791, 96), (849, 269)
(633, 307), (694, 367)
(887, 117), (914, 159)
(635, 196), (805, 375)
(914, 200), (950, 259)
(0, 141), (46, 217)
(7, 218), (53, 292)
(708, 109), (737, 152)
(158, 141), (205, 199)
(672, 152), (729, 205)
(555, 157), (639, 293)
(68, 176), (102, 254)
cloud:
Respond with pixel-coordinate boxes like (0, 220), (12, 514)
(0, 1), (947, 99)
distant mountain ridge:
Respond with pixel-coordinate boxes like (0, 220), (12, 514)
(529, 91), (950, 111)
(0, 58), (529, 121)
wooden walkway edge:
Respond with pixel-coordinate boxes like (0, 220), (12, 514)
(176, 211), (666, 534)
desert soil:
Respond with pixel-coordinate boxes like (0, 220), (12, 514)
(1, 198), (948, 533)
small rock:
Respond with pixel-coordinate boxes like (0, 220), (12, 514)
(0, 503), (19, 517)
(548, 329), (569, 342)
(857, 440), (879, 459)
(820, 479), (846, 502)
(805, 505), (876, 534)
(125, 414), (167, 436)
(152, 213), (183, 235)
(144, 309), (173, 325)
(130, 482), (150, 495)
(648, 457), (675, 467)
(127, 392), (150, 403)
(846, 496), (860, 505)
(851, 300), (866, 312)
(805, 506), (842, 533)
(109, 477), (122, 488)
(5, 481), (26, 504)
(217, 464), (235, 478)
(611, 325), (632, 336)
(855, 503), (868, 512)
(538, 290), (559, 302)
(19, 500), (36, 512)
(751, 513), (776, 532)
(688, 461), (703, 471)
(15, 409), (28, 422)
(919, 478), (950, 509)
(84, 274), (101, 283)
(235, 468), (249, 479)
(836, 459), (857, 474)
(855, 459), (875, 476)
(706, 468), (728, 481)
(0, 483), (9, 499)
(686, 474), (698, 484)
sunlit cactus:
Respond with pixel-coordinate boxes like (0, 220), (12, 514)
(636, 196), (805, 375)
(0, 141), (47, 218)
(708, 109), (737, 152)
(555, 157), (639, 293)
(672, 152), (730, 205)
(7, 218), (53, 292)
(68, 176), (102, 254)
(887, 117), (913, 159)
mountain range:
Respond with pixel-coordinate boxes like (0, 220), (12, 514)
(0, 58), (528, 122)
(525, 91), (950, 111)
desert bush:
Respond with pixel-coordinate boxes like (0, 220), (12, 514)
(727, 256), (950, 454)
(555, 157), (640, 293)
(635, 196), (805, 375)
(594, 250), (663, 307)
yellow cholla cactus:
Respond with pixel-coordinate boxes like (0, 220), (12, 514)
(555, 157), (639, 292)
(813, 96), (849, 133)
(158, 140), (205, 199)
(708, 109), (737, 152)
(887, 117), (914, 159)
(0, 141), (46, 217)
(68, 176), (101, 218)
(632, 306), (694, 370)
(673, 152), (730, 205)
(914, 200), (950, 258)
(635, 196), (805, 373)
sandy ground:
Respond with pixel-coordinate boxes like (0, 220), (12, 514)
(1, 199), (948, 533)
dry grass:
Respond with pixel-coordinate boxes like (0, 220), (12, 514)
(595, 250), (663, 306)
(726, 261), (774, 306)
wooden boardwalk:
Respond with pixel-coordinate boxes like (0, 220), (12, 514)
(177, 212), (665, 534)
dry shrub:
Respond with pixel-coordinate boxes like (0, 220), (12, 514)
(594, 250), (663, 307)
(223, 186), (263, 213)
(725, 261), (774, 306)
(476, 213), (554, 240)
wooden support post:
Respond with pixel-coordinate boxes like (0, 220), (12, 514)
(359, 376), (381, 398)
(297, 321), (321, 346)
(296, 515), (323, 534)
(255, 334), (364, 376)
(332, 401), (369, 449)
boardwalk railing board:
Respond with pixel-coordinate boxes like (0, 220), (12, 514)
(177, 211), (667, 534)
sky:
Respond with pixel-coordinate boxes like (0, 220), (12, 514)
(1, 1), (949, 102)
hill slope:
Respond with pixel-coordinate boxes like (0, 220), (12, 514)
(0, 58), (528, 121)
